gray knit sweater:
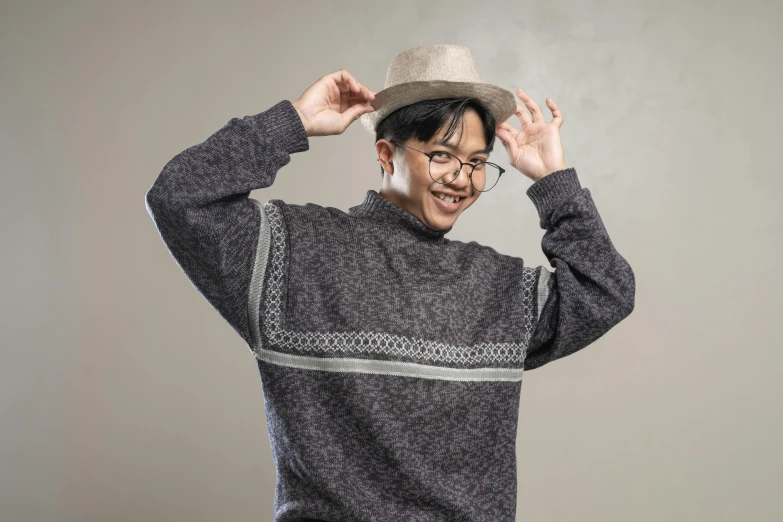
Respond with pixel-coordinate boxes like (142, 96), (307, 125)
(145, 99), (635, 522)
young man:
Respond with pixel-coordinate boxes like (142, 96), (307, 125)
(145, 45), (634, 522)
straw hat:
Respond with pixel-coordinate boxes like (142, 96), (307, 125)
(359, 44), (517, 134)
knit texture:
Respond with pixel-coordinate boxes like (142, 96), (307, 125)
(145, 99), (635, 522)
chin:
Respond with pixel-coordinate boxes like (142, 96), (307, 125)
(425, 200), (467, 229)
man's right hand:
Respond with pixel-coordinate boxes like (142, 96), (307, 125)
(292, 69), (376, 137)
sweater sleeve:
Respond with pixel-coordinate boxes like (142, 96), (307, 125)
(144, 99), (309, 349)
(522, 168), (635, 371)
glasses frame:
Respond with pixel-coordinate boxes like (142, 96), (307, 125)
(388, 141), (505, 192)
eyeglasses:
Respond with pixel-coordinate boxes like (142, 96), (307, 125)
(386, 141), (504, 192)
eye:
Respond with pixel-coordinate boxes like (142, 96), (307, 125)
(431, 151), (453, 162)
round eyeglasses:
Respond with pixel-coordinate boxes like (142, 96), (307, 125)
(386, 141), (504, 192)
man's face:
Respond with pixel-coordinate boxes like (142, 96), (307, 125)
(377, 109), (490, 231)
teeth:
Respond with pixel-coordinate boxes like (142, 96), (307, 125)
(435, 193), (460, 203)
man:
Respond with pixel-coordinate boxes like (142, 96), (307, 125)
(145, 45), (634, 522)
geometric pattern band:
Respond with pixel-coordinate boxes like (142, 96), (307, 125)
(247, 199), (545, 380)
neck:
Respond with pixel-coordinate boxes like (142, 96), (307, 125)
(348, 189), (452, 241)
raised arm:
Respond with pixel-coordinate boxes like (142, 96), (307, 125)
(523, 168), (635, 371)
(144, 100), (309, 348)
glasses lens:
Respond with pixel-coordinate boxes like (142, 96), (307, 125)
(429, 152), (501, 192)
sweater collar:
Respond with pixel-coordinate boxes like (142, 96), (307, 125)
(348, 189), (452, 240)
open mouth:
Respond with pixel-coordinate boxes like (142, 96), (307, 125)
(431, 191), (465, 212)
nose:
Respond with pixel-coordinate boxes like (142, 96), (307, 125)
(446, 164), (473, 191)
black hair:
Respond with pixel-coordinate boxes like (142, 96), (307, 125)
(374, 98), (497, 178)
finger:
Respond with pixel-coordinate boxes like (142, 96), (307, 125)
(496, 122), (520, 143)
(342, 89), (375, 110)
(546, 98), (564, 128)
(495, 125), (517, 153)
(333, 69), (376, 102)
(351, 76), (376, 101)
(516, 88), (544, 123)
(328, 69), (356, 96)
(513, 102), (532, 127)
(497, 122), (519, 136)
(341, 101), (375, 131)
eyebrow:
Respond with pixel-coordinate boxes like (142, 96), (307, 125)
(434, 138), (492, 156)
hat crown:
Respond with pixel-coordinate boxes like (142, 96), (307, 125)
(359, 44), (516, 134)
(385, 45), (482, 87)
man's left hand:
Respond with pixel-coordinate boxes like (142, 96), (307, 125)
(495, 87), (568, 182)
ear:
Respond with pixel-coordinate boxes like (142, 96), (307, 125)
(375, 140), (395, 175)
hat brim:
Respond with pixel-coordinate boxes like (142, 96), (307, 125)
(359, 80), (517, 134)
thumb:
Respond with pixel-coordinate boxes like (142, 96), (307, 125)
(495, 127), (512, 153)
(342, 103), (374, 130)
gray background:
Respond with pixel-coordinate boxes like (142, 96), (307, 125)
(2, 0), (781, 520)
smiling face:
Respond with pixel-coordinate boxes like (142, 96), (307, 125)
(376, 108), (490, 231)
